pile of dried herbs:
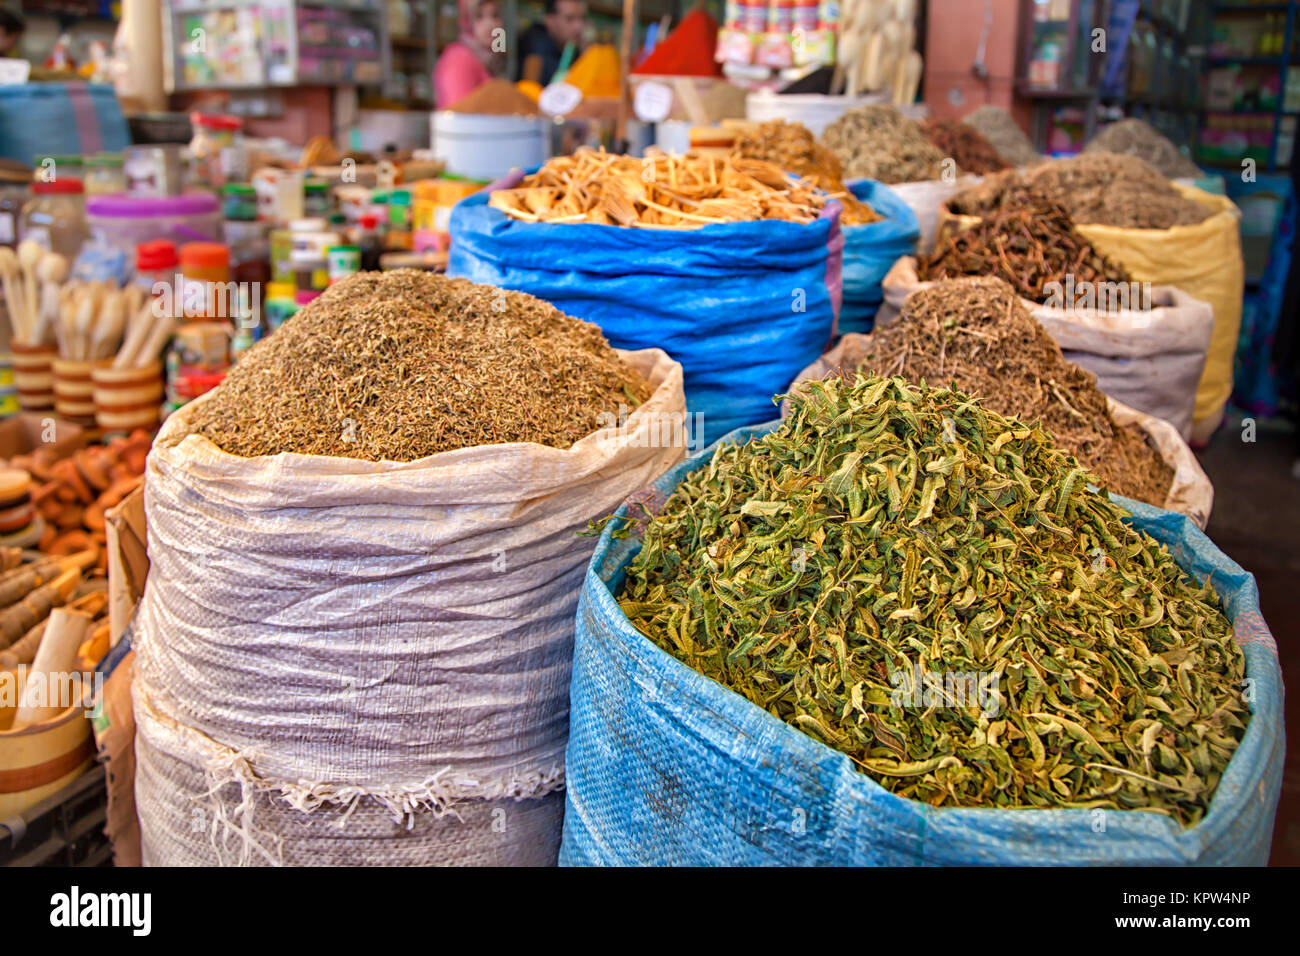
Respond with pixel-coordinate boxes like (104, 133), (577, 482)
(185, 271), (650, 460)
(961, 105), (1040, 168)
(821, 105), (947, 184)
(618, 374), (1247, 825)
(921, 119), (1009, 175)
(1084, 119), (1200, 179)
(955, 155), (1212, 230)
(854, 278), (1173, 506)
(919, 199), (1133, 301)
(733, 120), (880, 225)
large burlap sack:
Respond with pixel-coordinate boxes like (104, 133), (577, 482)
(790, 334), (1214, 528)
(882, 174), (980, 255)
(559, 424), (1282, 866)
(938, 185), (1244, 442)
(877, 256), (1214, 439)
(132, 348), (687, 866)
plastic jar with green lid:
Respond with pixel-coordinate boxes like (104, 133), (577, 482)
(222, 183), (258, 221)
(85, 154), (125, 196)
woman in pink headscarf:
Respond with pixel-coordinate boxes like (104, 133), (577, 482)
(434, 0), (505, 108)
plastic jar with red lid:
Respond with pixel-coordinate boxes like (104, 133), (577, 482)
(136, 239), (179, 298)
(190, 113), (245, 188)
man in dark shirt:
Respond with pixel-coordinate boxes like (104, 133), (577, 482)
(516, 0), (586, 85)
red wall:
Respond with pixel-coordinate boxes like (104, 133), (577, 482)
(923, 0), (1032, 129)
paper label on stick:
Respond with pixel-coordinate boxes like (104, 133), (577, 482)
(539, 82), (582, 117)
(634, 82), (673, 123)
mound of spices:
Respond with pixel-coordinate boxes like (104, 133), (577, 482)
(619, 373), (1246, 825)
(1084, 118), (1200, 179)
(854, 278), (1174, 506)
(489, 148), (826, 227)
(732, 120), (880, 225)
(821, 105), (947, 184)
(184, 271), (650, 460)
(1027, 153), (1212, 229)
(919, 199), (1133, 301)
(961, 105), (1040, 167)
(446, 78), (540, 116)
(952, 155), (1213, 230)
(920, 118), (1009, 175)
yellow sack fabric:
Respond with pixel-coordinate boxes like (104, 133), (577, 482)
(566, 44), (622, 99)
(937, 187), (1243, 441)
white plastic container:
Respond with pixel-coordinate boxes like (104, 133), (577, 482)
(431, 112), (548, 181)
(745, 91), (891, 138)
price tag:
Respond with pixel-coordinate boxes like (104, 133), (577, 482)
(0, 60), (31, 85)
(633, 81), (673, 123)
(539, 82), (582, 117)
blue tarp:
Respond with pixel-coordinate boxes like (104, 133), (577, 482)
(839, 180), (920, 336)
(560, 422), (1285, 866)
(449, 184), (842, 447)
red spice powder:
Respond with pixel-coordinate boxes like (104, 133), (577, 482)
(632, 9), (723, 77)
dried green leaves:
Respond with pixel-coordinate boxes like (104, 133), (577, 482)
(619, 375), (1247, 825)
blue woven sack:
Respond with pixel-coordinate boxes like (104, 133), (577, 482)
(840, 180), (919, 336)
(448, 178), (843, 448)
(0, 83), (129, 165)
(560, 422), (1285, 866)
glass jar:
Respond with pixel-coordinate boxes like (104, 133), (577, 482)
(0, 162), (30, 250)
(20, 178), (88, 259)
(32, 154), (85, 186)
(84, 154), (126, 196)
(304, 179), (330, 218)
(223, 219), (271, 288)
(222, 183), (259, 221)
(189, 113), (242, 189)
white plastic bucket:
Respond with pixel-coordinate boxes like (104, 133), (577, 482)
(431, 111), (548, 181)
(745, 91), (890, 137)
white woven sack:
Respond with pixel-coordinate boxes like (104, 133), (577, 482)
(132, 348), (687, 866)
(790, 336), (1213, 528)
(883, 176), (981, 254)
(878, 257), (1214, 439)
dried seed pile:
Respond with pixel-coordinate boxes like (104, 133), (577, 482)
(921, 118), (1009, 175)
(919, 199), (1133, 301)
(733, 120), (880, 225)
(852, 278), (1174, 506)
(952, 155), (1213, 229)
(489, 148), (826, 228)
(446, 78), (540, 116)
(184, 271), (650, 461)
(821, 105), (947, 184)
(619, 373), (1246, 824)
(1084, 118), (1200, 179)
(961, 105), (1040, 168)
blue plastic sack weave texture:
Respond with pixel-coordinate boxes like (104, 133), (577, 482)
(839, 180), (919, 336)
(448, 180), (843, 448)
(0, 83), (129, 164)
(560, 422), (1285, 866)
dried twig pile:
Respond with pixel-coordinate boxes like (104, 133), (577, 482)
(489, 148), (827, 228)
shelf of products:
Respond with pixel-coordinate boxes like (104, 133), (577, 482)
(164, 0), (389, 91)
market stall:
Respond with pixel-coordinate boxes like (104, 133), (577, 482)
(0, 0), (1292, 878)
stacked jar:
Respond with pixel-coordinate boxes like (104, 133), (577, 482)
(20, 179), (88, 260)
(168, 242), (233, 411)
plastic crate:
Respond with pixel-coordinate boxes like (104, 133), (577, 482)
(0, 767), (111, 867)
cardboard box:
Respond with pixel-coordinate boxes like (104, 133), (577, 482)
(0, 413), (85, 461)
